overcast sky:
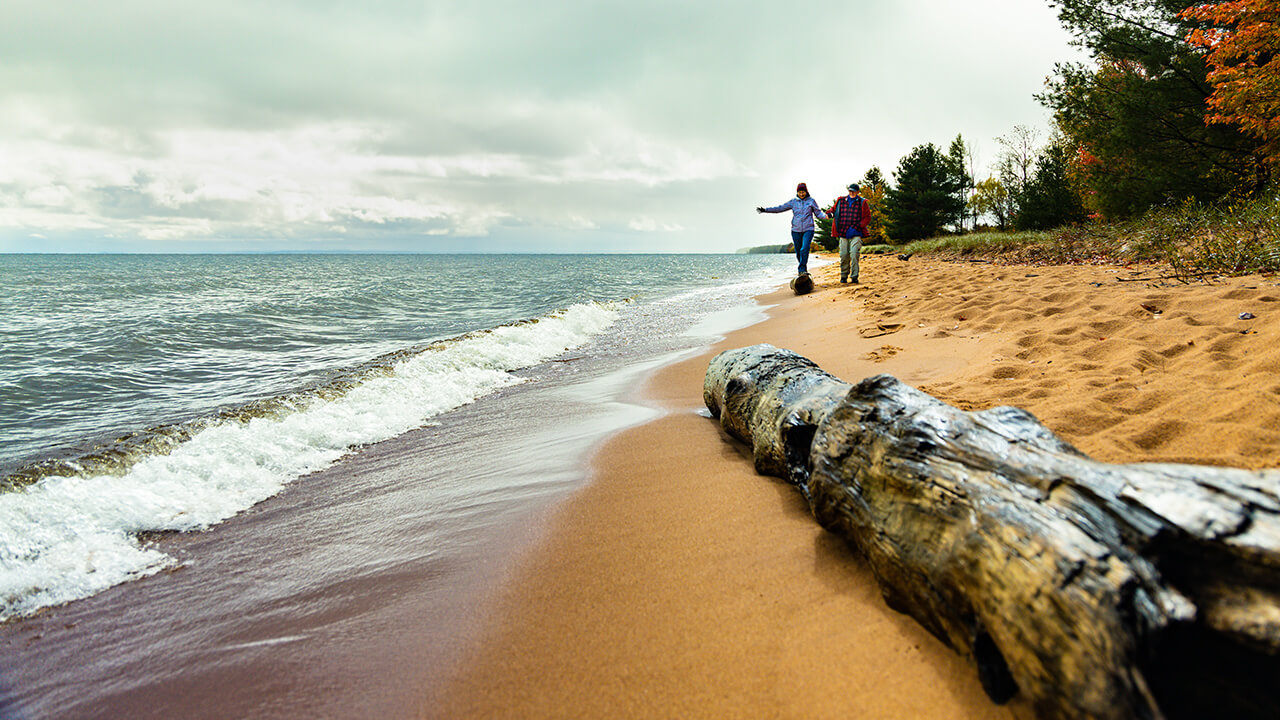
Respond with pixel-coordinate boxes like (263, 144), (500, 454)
(0, 1), (1086, 254)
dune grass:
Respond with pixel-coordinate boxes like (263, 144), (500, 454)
(880, 192), (1280, 281)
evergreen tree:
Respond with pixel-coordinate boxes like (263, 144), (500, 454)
(885, 144), (965, 241)
(1040, 0), (1262, 217)
(862, 165), (887, 191)
(946, 135), (975, 232)
(1015, 142), (1088, 230)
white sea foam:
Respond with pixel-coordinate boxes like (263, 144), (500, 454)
(0, 301), (619, 620)
(649, 258), (811, 311)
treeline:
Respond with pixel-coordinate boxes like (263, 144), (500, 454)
(820, 0), (1278, 250)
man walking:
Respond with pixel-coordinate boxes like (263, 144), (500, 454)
(831, 183), (871, 283)
(757, 182), (828, 276)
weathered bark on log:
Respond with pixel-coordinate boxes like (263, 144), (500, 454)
(704, 344), (1280, 720)
(790, 273), (813, 295)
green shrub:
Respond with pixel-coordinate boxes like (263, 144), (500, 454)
(894, 189), (1280, 280)
(860, 244), (895, 254)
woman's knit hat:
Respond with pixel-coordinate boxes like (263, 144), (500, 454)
(796, 182), (808, 193)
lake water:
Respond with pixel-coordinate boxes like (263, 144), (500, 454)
(0, 252), (796, 718)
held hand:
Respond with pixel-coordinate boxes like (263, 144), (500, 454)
(756, 207), (765, 213)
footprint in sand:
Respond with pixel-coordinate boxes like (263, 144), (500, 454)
(859, 322), (904, 338)
(863, 345), (904, 363)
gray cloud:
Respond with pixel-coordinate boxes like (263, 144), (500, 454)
(0, 0), (1084, 253)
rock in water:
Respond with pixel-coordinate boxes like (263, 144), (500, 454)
(790, 272), (813, 295)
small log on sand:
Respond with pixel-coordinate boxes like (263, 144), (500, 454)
(790, 273), (813, 295)
(704, 343), (1280, 720)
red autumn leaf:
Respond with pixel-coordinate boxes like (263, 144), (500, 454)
(1180, 1), (1280, 169)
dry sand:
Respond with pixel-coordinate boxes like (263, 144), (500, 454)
(435, 253), (1280, 718)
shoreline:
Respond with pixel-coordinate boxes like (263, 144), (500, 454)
(436, 252), (1280, 717)
(0, 256), (797, 720)
(436, 255), (1016, 718)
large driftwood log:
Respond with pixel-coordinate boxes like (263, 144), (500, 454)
(704, 344), (1280, 720)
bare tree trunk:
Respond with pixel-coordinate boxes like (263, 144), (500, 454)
(704, 344), (1280, 720)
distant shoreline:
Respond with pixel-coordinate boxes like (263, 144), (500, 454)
(736, 243), (789, 254)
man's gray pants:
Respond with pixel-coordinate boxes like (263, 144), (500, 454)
(839, 236), (862, 281)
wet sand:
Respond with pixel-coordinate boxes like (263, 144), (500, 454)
(437, 253), (1280, 718)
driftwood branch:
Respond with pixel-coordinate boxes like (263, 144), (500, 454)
(704, 344), (1280, 720)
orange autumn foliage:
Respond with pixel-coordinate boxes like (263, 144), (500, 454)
(1182, 1), (1280, 167)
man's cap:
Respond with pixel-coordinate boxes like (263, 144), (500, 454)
(848, 183), (860, 192)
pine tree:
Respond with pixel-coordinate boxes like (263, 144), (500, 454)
(1015, 142), (1088, 230)
(885, 144), (965, 241)
(1040, 0), (1262, 216)
(947, 135), (975, 232)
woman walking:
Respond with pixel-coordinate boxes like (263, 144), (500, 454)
(757, 182), (827, 275)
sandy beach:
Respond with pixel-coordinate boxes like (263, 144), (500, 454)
(436, 252), (1280, 718)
